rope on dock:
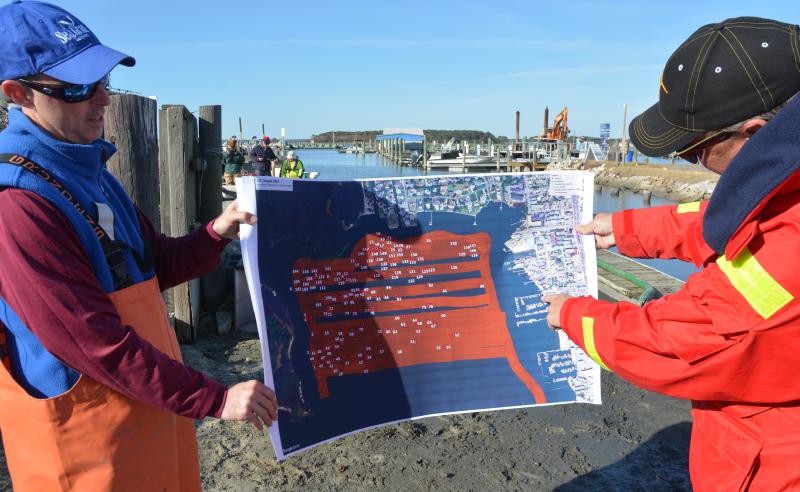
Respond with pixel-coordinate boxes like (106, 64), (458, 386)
(597, 258), (663, 305)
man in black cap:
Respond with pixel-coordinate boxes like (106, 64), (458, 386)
(544, 17), (800, 489)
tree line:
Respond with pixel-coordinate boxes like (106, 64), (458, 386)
(312, 130), (510, 143)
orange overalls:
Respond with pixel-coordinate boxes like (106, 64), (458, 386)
(0, 276), (201, 491)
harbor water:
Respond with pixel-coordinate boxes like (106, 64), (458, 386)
(291, 149), (700, 282)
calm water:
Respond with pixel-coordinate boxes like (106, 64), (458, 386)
(594, 187), (700, 281)
(294, 149), (699, 281)
(292, 148), (429, 180)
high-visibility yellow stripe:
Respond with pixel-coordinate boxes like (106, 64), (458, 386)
(716, 248), (793, 319)
(582, 317), (610, 371)
(677, 201), (701, 213)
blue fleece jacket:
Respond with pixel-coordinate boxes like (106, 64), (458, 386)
(0, 107), (152, 397)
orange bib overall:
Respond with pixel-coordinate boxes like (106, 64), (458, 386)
(0, 278), (201, 491)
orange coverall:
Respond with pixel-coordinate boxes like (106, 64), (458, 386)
(561, 196), (800, 491)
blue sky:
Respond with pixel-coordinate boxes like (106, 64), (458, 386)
(57, 0), (797, 140)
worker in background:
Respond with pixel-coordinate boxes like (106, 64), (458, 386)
(222, 137), (244, 184)
(250, 135), (277, 177)
(544, 17), (800, 490)
(280, 150), (304, 178)
(0, 2), (277, 489)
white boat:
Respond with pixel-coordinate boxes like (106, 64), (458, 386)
(426, 138), (493, 166)
(427, 150), (494, 166)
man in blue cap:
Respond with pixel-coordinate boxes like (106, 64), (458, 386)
(0, 1), (277, 489)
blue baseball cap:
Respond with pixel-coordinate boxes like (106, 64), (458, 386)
(0, 0), (135, 84)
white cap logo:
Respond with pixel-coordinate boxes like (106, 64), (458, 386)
(54, 16), (90, 44)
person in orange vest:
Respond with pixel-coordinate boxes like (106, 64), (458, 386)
(0, 2), (277, 490)
(544, 18), (800, 490)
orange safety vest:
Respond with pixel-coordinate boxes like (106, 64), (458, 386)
(0, 277), (201, 491)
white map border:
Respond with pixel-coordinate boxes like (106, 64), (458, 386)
(237, 171), (598, 460)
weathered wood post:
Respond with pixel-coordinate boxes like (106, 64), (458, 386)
(198, 105), (222, 224)
(104, 94), (160, 227)
(159, 105), (200, 342)
(198, 105), (226, 314)
(423, 138), (428, 170)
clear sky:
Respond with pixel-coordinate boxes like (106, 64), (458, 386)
(54, 0), (797, 140)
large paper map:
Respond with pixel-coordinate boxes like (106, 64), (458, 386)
(237, 172), (599, 459)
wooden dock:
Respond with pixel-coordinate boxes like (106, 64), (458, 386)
(425, 160), (549, 173)
(595, 249), (685, 304)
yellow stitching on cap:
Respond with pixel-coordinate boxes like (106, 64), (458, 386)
(688, 33), (716, 129)
(721, 29), (770, 109)
(728, 29), (773, 102)
(632, 118), (690, 146)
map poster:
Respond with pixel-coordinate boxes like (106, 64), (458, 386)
(237, 172), (600, 460)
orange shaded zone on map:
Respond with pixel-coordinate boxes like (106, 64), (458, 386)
(291, 231), (546, 404)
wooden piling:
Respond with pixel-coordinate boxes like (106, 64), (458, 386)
(198, 105), (226, 312)
(159, 105), (200, 343)
(423, 138), (429, 170)
(198, 105), (222, 223)
(104, 94), (160, 228)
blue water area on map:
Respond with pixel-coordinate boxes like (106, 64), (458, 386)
(256, 179), (577, 453)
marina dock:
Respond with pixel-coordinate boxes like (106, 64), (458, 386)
(596, 249), (685, 304)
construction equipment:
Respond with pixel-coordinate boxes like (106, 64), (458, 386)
(541, 106), (569, 141)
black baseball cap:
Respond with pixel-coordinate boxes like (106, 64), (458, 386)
(630, 17), (800, 157)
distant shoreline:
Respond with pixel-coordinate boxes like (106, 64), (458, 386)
(558, 160), (718, 203)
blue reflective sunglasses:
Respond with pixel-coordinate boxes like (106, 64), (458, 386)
(16, 74), (110, 103)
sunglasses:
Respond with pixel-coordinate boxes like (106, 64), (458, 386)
(16, 74), (111, 103)
(674, 130), (734, 164)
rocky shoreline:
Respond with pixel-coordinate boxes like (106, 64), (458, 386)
(549, 160), (718, 203)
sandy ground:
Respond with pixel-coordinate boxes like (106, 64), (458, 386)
(0, 331), (693, 491)
(187, 331), (692, 491)
(0, 166), (702, 491)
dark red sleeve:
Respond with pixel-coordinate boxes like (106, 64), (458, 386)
(0, 189), (228, 419)
(136, 209), (230, 291)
